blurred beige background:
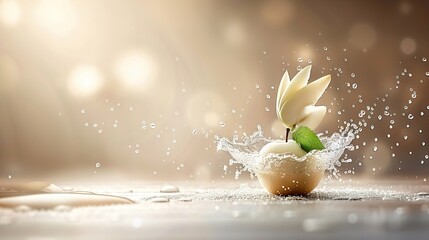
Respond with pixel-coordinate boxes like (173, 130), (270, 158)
(0, 0), (428, 182)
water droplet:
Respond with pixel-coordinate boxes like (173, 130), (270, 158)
(149, 197), (169, 203)
(408, 114), (414, 119)
(255, 84), (260, 89)
(297, 57), (303, 62)
(150, 123), (156, 128)
(219, 121), (226, 127)
(62, 186), (74, 191)
(95, 163), (101, 168)
(417, 192), (429, 196)
(423, 57), (427, 62)
(323, 46), (328, 50)
(98, 129), (103, 133)
(351, 73), (356, 78)
(426, 72), (429, 76)
(382, 197), (399, 201)
(192, 129), (197, 135)
(177, 197), (192, 202)
(266, 94), (271, 99)
(160, 184), (179, 193)
(352, 83), (358, 89)
(81, 109), (85, 114)
(54, 205), (72, 212)
(373, 146), (378, 152)
(14, 205), (31, 213)
(265, 107), (270, 112)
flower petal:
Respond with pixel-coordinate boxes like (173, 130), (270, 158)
(279, 74), (331, 127)
(297, 106), (326, 130)
(276, 70), (290, 118)
(279, 65), (311, 105)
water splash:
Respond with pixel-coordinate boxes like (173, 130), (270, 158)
(216, 124), (357, 178)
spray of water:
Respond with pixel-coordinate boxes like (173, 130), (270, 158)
(216, 124), (358, 179)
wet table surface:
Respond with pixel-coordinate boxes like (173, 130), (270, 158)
(1, 179), (429, 240)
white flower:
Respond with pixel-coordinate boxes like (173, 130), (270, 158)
(276, 65), (331, 130)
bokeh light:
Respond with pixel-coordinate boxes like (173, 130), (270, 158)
(297, 46), (313, 62)
(399, 1), (412, 15)
(0, 0), (428, 181)
(186, 92), (226, 129)
(400, 38), (416, 55)
(259, 0), (294, 27)
(204, 111), (221, 128)
(223, 20), (247, 46)
(34, 0), (77, 37)
(0, 0), (21, 27)
(114, 50), (157, 92)
(68, 65), (103, 98)
(349, 23), (377, 50)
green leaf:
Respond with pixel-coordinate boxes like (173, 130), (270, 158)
(292, 126), (325, 153)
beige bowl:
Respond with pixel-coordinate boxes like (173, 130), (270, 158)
(255, 157), (325, 195)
